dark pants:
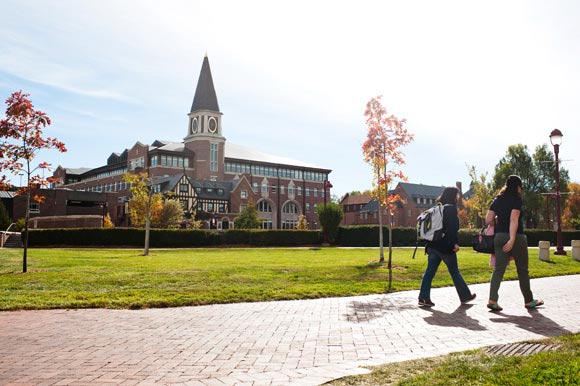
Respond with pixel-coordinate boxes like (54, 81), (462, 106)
(419, 248), (472, 302)
(489, 233), (533, 303)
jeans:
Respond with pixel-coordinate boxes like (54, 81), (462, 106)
(489, 233), (533, 303)
(419, 248), (472, 302)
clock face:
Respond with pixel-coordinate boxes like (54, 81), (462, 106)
(208, 117), (217, 133)
(192, 118), (198, 134)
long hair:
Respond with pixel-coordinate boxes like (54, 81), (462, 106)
(436, 187), (459, 205)
(499, 175), (523, 198)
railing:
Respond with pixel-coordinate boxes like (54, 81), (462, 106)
(1, 223), (20, 248)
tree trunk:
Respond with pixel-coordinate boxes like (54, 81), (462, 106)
(143, 192), (151, 256)
(387, 211), (393, 291)
(377, 165), (384, 263)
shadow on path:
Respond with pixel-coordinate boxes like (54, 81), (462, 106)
(489, 308), (571, 337)
(345, 298), (417, 323)
(421, 304), (487, 331)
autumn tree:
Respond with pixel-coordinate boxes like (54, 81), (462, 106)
(464, 165), (496, 228)
(158, 198), (184, 229)
(0, 91), (66, 272)
(123, 172), (162, 255)
(295, 214), (308, 230)
(562, 182), (580, 230)
(492, 144), (569, 228)
(362, 95), (413, 290)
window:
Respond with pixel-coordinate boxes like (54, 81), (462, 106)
(261, 182), (268, 194)
(218, 203), (226, 213)
(217, 189), (224, 196)
(207, 203), (214, 212)
(179, 183), (188, 193)
(257, 200), (272, 212)
(297, 187), (302, 196)
(180, 199), (188, 210)
(252, 182), (258, 193)
(262, 219), (273, 229)
(271, 185), (277, 194)
(241, 190), (247, 199)
(29, 203), (40, 213)
(210, 143), (218, 172)
(313, 188), (318, 197)
(305, 188), (310, 197)
(283, 202), (298, 214)
(280, 186), (285, 195)
(288, 185), (294, 196)
(306, 203), (310, 213)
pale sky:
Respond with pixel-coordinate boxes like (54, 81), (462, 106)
(1, 0), (579, 198)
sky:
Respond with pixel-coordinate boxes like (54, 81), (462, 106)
(1, 0), (579, 198)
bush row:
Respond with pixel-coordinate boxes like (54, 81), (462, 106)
(26, 226), (580, 248)
(27, 228), (321, 248)
(336, 226), (580, 248)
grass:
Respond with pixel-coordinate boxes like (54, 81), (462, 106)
(1, 247), (579, 311)
(327, 333), (580, 386)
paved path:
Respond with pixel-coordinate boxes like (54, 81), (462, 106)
(1, 275), (579, 386)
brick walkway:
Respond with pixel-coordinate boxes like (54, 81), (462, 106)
(1, 275), (579, 386)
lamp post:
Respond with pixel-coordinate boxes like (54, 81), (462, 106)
(549, 128), (566, 256)
(323, 180), (333, 206)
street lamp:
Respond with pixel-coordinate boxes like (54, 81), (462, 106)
(323, 180), (333, 206)
(549, 128), (566, 256)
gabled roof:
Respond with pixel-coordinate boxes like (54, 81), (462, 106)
(340, 193), (371, 206)
(152, 175), (183, 194)
(190, 55), (220, 113)
(188, 178), (232, 200)
(398, 182), (445, 198)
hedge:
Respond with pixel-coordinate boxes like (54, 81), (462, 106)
(24, 227), (580, 248)
(336, 226), (580, 248)
(26, 228), (321, 248)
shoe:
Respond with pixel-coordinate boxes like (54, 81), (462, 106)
(462, 293), (477, 304)
(525, 299), (544, 309)
(487, 303), (503, 312)
(418, 298), (435, 307)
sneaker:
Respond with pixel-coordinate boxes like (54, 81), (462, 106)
(418, 298), (435, 307)
(461, 293), (477, 304)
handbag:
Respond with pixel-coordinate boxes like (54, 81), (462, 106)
(472, 226), (495, 254)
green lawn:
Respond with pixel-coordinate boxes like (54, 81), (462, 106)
(1, 247), (579, 311)
(328, 333), (580, 386)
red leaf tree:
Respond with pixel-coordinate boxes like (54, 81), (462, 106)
(0, 91), (67, 272)
(362, 96), (413, 288)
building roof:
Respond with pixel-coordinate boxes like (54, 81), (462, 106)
(340, 193), (371, 206)
(188, 178), (232, 200)
(0, 191), (17, 199)
(190, 55), (220, 113)
(65, 167), (92, 175)
(399, 182), (445, 198)
(225, 142), (329, 170)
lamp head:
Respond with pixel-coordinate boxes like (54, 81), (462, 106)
(550, 128), (563, 146)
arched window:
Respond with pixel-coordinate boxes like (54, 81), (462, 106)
(282, 202), (298, 214)
(257, 200), (272, 212)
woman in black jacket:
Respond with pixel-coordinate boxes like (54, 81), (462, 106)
(418, 187), (476, 307)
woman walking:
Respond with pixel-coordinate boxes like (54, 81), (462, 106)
(485, 175), (543, 311)
(418, 187), (476, 307)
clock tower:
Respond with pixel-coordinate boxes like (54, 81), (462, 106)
(185, 55), (225, 181)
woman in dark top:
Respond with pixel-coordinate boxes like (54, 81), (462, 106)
(418, 187), (476, 307)
(485, 175), (543, 311)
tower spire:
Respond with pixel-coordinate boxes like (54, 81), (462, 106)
(190, 56), (220, 113)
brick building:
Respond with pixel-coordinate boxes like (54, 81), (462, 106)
(51, 56), (332, 229)
(339, 182), (463, 227)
